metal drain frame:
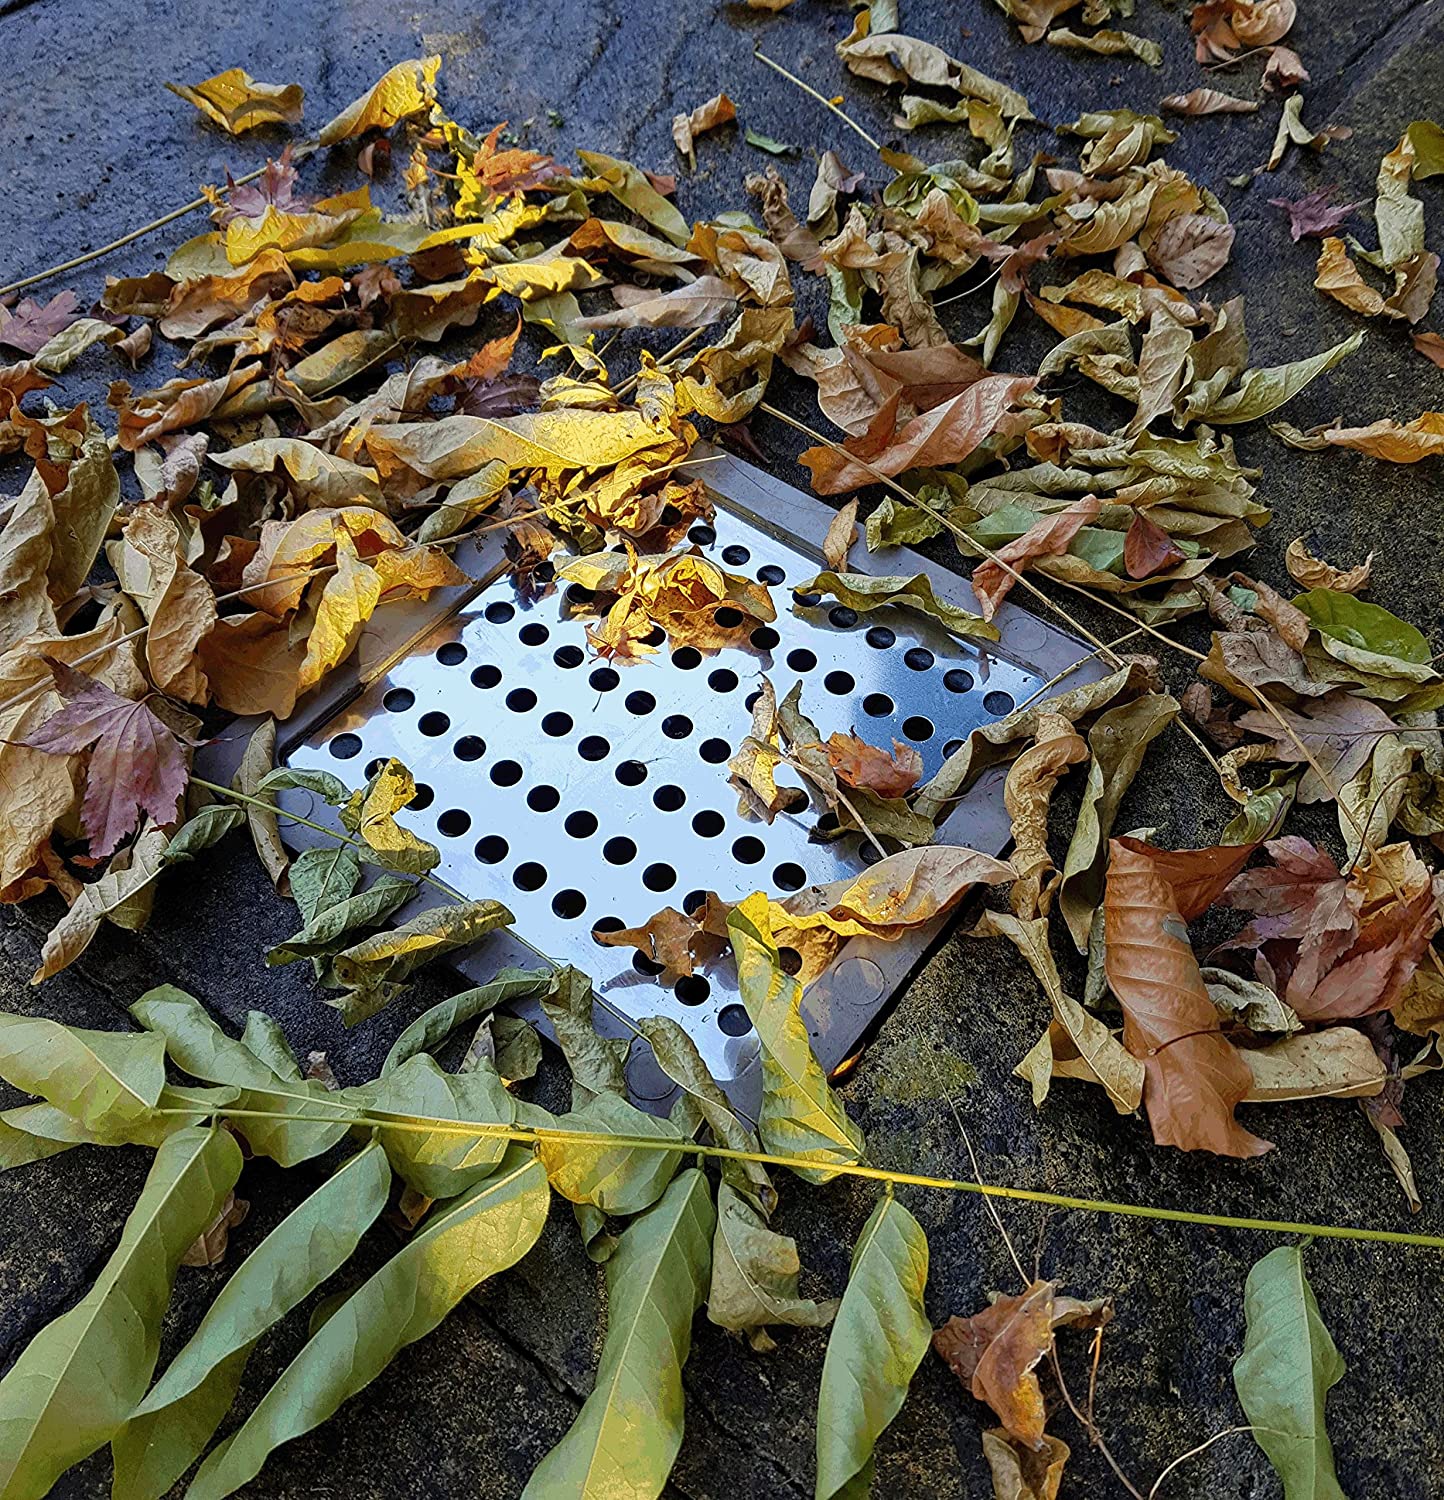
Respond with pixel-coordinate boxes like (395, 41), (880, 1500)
(198, 446), (1107, 1116)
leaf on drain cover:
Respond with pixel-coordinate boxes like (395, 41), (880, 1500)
(730, 676), (808, 822)
(796, 569), (998, 641)
(594, 893), (732, 979)
(822, 498), (859, 571)
(970, 495), (1102, 621)
(539, 964), (630, 1104)
(339, 758), (441, 875)
(827, 732), (924, 799)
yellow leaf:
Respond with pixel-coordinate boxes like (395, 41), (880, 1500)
(317, 57), (441, 147)
(243, 506), (406, 616)
(1314, 236), (1385, 317)
(165, 69), (303, 135)
(340, 759), (439, 875)
(1321, 410), (1444, 462)
(298, 531), (383, 692)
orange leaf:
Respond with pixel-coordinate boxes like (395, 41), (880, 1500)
(1112, 836), (1258, 921)
(972, 495), (1101, 621)
(825, 731), (923, 798)
(1104, 838), (1272, 1157)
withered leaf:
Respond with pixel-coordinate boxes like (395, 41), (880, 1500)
(826, 732), (924, 799)
(166, 70), (304, 134)
(1146, 213), (1235, 290)
(1161, 88), (1260, 115)
(971, 495), (1101, 620)
(21, 660), (188, 858)
(1268, 188), (1360, 241)
(672, 92), (737, 162)
(317, 57), (441, 146)
(1285, 537), (1373, 594)
(0, 292), (82, 356)
(1236, 692), (1399, 801)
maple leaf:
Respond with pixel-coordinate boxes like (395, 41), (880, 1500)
(0, 291), (82, 356)
(1268, 188), (1362, 243)
(218, 147), (313, 225)
(826, 732), (923, 799)
(20, 660), (189, 857)
(473, 123), (567, 197)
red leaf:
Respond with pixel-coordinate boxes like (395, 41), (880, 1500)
(20, 660), (188, 857)
(0, 291), (81, 356)
(1104, 839), (1272, 1158)
(1268, 188), (1360, 242)
(825, 732), (923, 798)
(1123, 512), (1185, 580)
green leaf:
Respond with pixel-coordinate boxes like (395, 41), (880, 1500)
(0, 1107), (79, 1170)
(112, 1143), (391, 1500)
(521, 1169), (715, 1500)
(0, 1085), (239, 1166)
(0, 1126), (241, 1500)
(864, 496), (946, 550)
(239, 1012), (302, 1080)
(745, 127), (798, 156)
(540, 965), (630, 1102)
(1293, 589), (1431, 666)
(162, 804), (245, 864)
(255, 766), (351, 805)
(265, 874), (416, 965)
(795, 570), (999, 642)
(815, 1193), (931, 1500)
(708, 1182), (837, 1348)
(1057, 694), (1178, 951)
(1232, 1244), (1349, 1500)
(578, 149), (691, 246)
(289, 845), (362, 925)
(368, 1053), (514, 1200)
(382, 969), (552, 1076)
(728, 894), (865, 1184)
(1179, 331), (1363, 425)
(329, 899), (514, 1003)
(536, 1090), (685, 1215)
(0, 1013), (165, 1141)
(129, 987), (348, 1166)
(186, 1146), (550, 1500)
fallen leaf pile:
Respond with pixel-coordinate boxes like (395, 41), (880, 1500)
(0, 7), (1436, 1500)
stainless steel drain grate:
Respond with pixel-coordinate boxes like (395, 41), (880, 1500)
(202, 449), (1105, 1114)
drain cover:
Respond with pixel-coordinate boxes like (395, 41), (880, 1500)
(201, 448), (1103, 1113)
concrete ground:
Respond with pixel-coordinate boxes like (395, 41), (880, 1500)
(2, 0), (1442, 1495)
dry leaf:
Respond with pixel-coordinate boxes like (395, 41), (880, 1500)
(971, 495), (1102, 620)
(1161, 89), (1259, 116)
(823, 498), (859, 570)
(317, 57), (441, 146)
(826, 732), (924, 799)
(167, 69), (303, 134)
(1314, 237), (1385, 317)
(1146, 213), (1235, 290)
(672, 92), (737, 162)
(1284, 537), (1373, 593)
(1320, 411), (1444, 463)
(1003, 713), (1089, 920)
(181, 1192), (251, 1266)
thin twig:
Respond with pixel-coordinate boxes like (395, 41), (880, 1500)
(1147, 1426), (1275, 1498)
(753, 48), (883, 153)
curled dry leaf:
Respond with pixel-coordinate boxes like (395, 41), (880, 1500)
(1103, 838), (1272, 1157)
(166, 69), (304, 134)
(316, 56), (441, 146)
(1285, 537), (1373, 593)
(826, 732), (924, 799)
(822, 498), (859, 571)
(1146, 213), (1236, 290)
(1315, 237), (1386, 317)
(1269, 188), (1361, 242)
(971, 495), (1101, 620)
(1003, 712), (1088, 920)
(1320, 411), (1444, 462)
(1161, 89), (1259, 116)
(672, 92), (737, 163)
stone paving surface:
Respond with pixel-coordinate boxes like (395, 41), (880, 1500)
(2, 0), (1443, 1495)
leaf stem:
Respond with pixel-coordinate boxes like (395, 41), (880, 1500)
(151, 1104), (1444, 1249)
(753, 48), (882, 154)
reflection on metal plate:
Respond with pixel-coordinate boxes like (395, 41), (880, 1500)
(202, 449), (1105, 1114)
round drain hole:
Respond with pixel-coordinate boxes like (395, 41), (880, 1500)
(717, 1002), (751, 1035)
(490, 760), (523, 787)
(485, 601), (515, 624)
(661, 714), (692, 740)
(786, 648), (817, 673)
(642, 862), (677, 892)
(615, 760), (648, 787)
(565, 583), (595, 606)
(625, 690), (656, 716)
(453, 735), (485, 762)
(866, 626), (895, 649)
(411, 783), (434, 811)
(633, 950), (665, 976)
(984, 690), (1016, 715)
(943, 739), (964, 757)
(506, 688), (537, 713)
(542, 711), (573, 737)
(792, 589), (821, 608)
(436, 642), (467, 666)
(564, 810), (598, 839)
(578, 735), (609, 761)
(744, 689), (762, 711)
(773, 862), (807, 891)
(552, 888), (586, 919)
(732, 835), (765, 865)
(418, 712), (450, 736)
(693, 810), (725, 838)
(721, 544), (751, 566)
(527, 784), (561, 813)
(699, 738), (730, 764)
(688, 523), (716, 545)
(437, 809), (471, 838)
(904, 647), (934, 671)
(672, 646), (702, 670)
(554, 644), (584, 669)
(519, 622), (549, 646)
(757, 564), (786, 585)
(382, 687), (415, 712)
(513, 862), (547, 892)
(943, 669), (975, 694)
(778, 946), (803, 976)
(590, 667), (619, 692)
(676, 975), (712, 1006)
(603, 836), (637, 865)
(653, 784), (686, 812)
(750, 626), (780, 650)
(713, 606), (744, 629)
(860, 842), (883, 866)
(903, 714), (935, 741)
(591, 915), (625, 939)
(642, 625), (666, 647)
(470, 664), (502, 689)
(364, 758), (386, 780)
(474, 834), (509, 864)
(682, 889), (708, 913)
(708, 668), (738, 693)
(824, 670), (855, 695)
(829, 606), (858, 629)
(862, 693), (894, 717)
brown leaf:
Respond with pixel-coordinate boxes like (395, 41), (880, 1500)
(982, 1429), (1070, 1500)
(672, 92), (737, 161)
(746, 167), (824, 268)
(1284, 537), (1373, 593)
(1003, 713), (1089, 920)
(1411, 331), (1444, 369)
(576, 276), (738, 331)
(1314, 237), (1385, 317)
(1320, 411), (1444, 462)
(198, 611), (307, 718)
(1123, 511), (1185, 579)
(21, 660), (188, 858)
(799, 374), (1037, 494)
(826, 732), (924, 799)
(1261, 44), (1309, 90)
(1112, 835), (1258, 921)
(822, 498), (859, 571)
(181, 1192), (250, 1267)
(1104, 838), (1272, 1157)
(1181, 681), (1245, 748)
(593, 891), (731, 979)
(1161, 89), (1259, 115)
(1146, 213), (1235, 289)
(972, 495), (1102, 620)
(1236, 692), (1399, 801)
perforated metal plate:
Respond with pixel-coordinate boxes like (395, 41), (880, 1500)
(200, 448), (1106, 1115)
